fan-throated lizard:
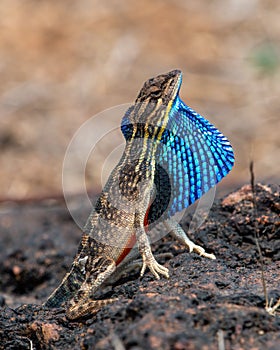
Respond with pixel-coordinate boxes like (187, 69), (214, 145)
(44, 70), (234, 320)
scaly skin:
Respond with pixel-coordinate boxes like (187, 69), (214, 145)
(44, 70), (234, 320)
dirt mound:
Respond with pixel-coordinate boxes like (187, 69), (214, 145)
(0, 184), (279, 349)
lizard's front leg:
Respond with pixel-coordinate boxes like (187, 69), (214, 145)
(137, 230), (169, 279)
(66, 256), (117, 320)
(164, 219), (216, 260)
(135, 212), (169, 280)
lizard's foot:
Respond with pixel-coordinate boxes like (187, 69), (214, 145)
(106, 252), (173, 285)
(140, 251), (169, 280)
(136, 227), (169, 280)
(66, 297), (118, 320)
(185, 240), (216, 260)
(165, 219), (216, 260)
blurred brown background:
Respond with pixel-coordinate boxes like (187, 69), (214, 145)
(0, 0), (279, 200)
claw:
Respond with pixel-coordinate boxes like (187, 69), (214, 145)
(183, 237), (216, 260)
(140, 262), (147, 277)
(192, 245), (216, 260)
(140, 255), (169, 279)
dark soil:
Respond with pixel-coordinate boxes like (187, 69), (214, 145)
(0, 183), (279, 350)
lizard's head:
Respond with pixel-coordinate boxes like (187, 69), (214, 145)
(135, 69), (182, 105)
(121, 70), (183, 140)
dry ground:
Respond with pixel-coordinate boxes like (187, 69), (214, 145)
(0, 184), (279, 349)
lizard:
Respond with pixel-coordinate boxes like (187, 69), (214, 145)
(44, 69), (234, 320)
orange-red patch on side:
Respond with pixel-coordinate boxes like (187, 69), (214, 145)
(116, 206), (151, 266)
(116, 234), (136, 266)
(144, 204), (151, 232)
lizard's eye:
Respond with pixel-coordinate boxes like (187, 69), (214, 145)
(149, 85), (162, 98)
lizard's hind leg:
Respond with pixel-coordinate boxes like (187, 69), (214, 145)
(44, 233), (91, 308)
(44, 265), (85, 308)
(66, 256), (117, 320)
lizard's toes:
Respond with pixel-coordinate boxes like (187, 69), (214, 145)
(150, 261), (169, 279)
(193, 245), (216, 260)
